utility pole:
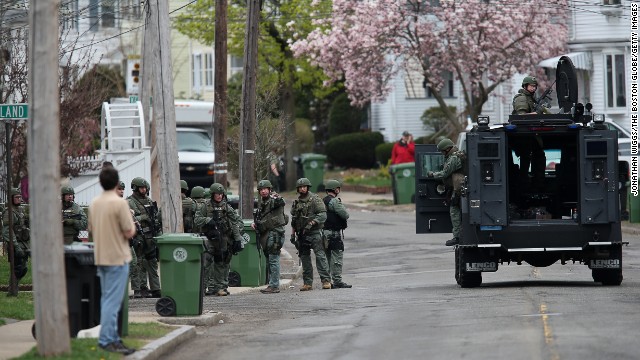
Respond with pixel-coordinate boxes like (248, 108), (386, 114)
(28, 0), (71, 355)
(149, 0), (182, 232)
(239, 0), (260, 219)
(141, 1), (158, 199)
(214, 0), (228, 188)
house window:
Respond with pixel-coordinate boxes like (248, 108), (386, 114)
(605, 54), (626, 108)
(121, 0), (141, 19)
(89, 0), (99, 31)
(192, 54), (203, 92)
(427, 71), (455, 98)
(204, 53), (213, 87)
(603, 0), (621, 4)
(61, 0), (79, 31)
(88, 0), (118, 31)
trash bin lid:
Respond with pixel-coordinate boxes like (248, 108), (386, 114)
(64, 243), (95, 265)
(389, 162), (415, 174)
(301, 153), (327, 162)
(156, 233), (206, 245)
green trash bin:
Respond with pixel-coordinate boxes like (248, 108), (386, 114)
(300, 153), (327, 192)
(389, 163), (416, 204)
(155, 233), (205, 316)
(229, 220), (267, 287)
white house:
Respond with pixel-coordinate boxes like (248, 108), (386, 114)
(370, 0), (632, 142)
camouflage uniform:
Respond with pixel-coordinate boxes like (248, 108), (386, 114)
(291, 178), (331, 290)
(194, 183), (243, 296)
(181, 180), (196, 233)
(323, 180), (350, 288)
(2, 190), (30, 281)
(254, 180), (287, 292)
(128, 178), (163, 297)
(190, 186), (207, 234)
(429, 141), (464, 243)
(512, 88), (537, 115)
(61, 186), (88, 245)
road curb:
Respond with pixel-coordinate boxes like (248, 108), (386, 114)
(126, 324), (196, 360)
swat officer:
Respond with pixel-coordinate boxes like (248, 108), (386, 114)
(2, 189), (30, 282)
(190, 186), (207, 234)
(195, 183), (244, 296)
(61, 186), (88, 245)
(513, 76), (550, 115)
(180, 180), (196, 233)
(323, 179), (351, 288)
(428, 138), (465, 247)
(252, 180), (288, 294)
(128, 177), (162, 298)
(116, 180), (141, 299)
(290, 177), (332, 291)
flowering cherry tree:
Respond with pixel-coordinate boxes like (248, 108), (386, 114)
(291, 0), (568, 136)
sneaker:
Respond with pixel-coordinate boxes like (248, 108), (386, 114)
(333, 282), (352, 288)
(322, 281), (332, 289)
(260, 286), (280, 294)
(215, 289), (227, 296)
(299, 284), (313, 291)
(445, 237), (459, 246)
(99, 342), (135, 355)
(146, 290), (162, 298)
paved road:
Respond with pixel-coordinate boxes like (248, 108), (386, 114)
(158, 208), (640, 360)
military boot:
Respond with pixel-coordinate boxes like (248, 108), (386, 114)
(146, 290), (161, 298)
(445, 237), (459, 246)
(322, 280), (332, 289)
(139, 286), (150, 298)
(215, 289), (227, 296)
(133, 290), (143, 299)
(333, 282), (352, 289)
(299, 284), (313, 291)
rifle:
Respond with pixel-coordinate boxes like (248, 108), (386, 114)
(533, 79), (556, 114)
(206, 214), (224, 260)
(62, 209), (82, 221)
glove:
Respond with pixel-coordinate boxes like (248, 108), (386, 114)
(304, 221), (315, 231)
(232, 240), (243, 255)
(427, 171), (434, 178)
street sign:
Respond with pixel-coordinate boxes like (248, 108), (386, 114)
(129, 96), (139, 103)
(0, 104), (29, 120)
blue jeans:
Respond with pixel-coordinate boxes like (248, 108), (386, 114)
(97, 263), (129, 347)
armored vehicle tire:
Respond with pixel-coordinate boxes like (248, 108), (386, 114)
(456, 247), (482, 288)
(156, 297), (177, 317)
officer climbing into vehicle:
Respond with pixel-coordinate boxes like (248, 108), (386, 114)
(128, 177), (163, 298)
(2, 188), (30, 283)
(180, 180), (196, 233)
(290, 177), (332, 291)
(428, 138), (465, 247)
(252, 179), (288, 294)
(195, 183), (244, 296)
(323, 179), (351, 288)
(61, 185), (88, 245)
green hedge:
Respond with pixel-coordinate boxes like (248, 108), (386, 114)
(326, 132), (384, 168)
(375, 142), (394, 165)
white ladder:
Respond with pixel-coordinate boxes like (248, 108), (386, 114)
(101, 101), (146, 152)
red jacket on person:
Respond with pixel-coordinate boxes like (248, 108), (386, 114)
(391, 141), (415, 164)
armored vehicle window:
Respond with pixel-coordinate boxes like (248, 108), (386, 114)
(586, 141), (608, 157)
(419, 153), (444, 177)
(477, 142), (499, 159)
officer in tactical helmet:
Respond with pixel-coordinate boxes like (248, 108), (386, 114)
(195, 183), (244, 296)
(513, 76), (550, 115)
(127, 177), (163, 298)
(427, 138), (465, 246)
(180, 180), (196, 233)
(190, 186), (207, 234)
(116, 180), (141, 299)
(252, 179), (288, 294)
(323, 179), (351, 288)
(116, 181), (126, 197)
(2, 188), (30, 282)
(290, 177), (332, 291)
(61, 185), (88, 245)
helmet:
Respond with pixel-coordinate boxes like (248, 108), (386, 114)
(325, 179), (341, 191)
(522, 76), (538, 87)
(118, 181), (125, 190)
(437, 138), (455, 152)
(203, 189), (211, 198)
(191, 186), (205, 199)
(61, 186), (75, 195)
(180, 180), (188, 191)
(210, 183), (226, 194)
(144, 179), (150, 191)
(296, 178), (312, 188)
(131, 177), (147, 191)
(10, 188), (21, 196)
(257, 180), (273, 190)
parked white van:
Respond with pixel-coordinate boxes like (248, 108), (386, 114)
(174, 101), (216, 188)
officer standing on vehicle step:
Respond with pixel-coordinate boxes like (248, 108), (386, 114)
(181, 180), (196, 233)
(2, 188), (30, 283)
(428, 138), (465, 247)
(128, 177), (163, 298)
(290, 177), (332, 291)
(323, 179), (351, 288)
(61, 185), (88, 245)
(252, 180), (288, 294)
(195, 183), (244, 296)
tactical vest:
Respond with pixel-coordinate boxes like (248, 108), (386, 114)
(450, 150), (467, 193)
(323, 195), (347, 231)
(128, 194), (160, 238)
(182, 196), (195, 233)
(256, 196), (287, 232)
(203, 200), (235, 236)
(291, 194), (324, 233)
(62, 204), (82, 244)
(192, 199), (207, 234)
(3, 206), (29, 244)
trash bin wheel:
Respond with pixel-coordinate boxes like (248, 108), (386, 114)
(156, 297), (177, 317)
(228, 271), (241, 287)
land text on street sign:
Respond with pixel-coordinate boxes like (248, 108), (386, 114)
(0, 104), (29, 120)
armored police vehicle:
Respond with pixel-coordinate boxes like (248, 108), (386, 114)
(415, 56), (625, 287)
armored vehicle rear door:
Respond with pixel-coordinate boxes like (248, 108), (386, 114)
(415, 144), (451, 233)
(466, 131), (508, 226)
(579, 130), (618, 223)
